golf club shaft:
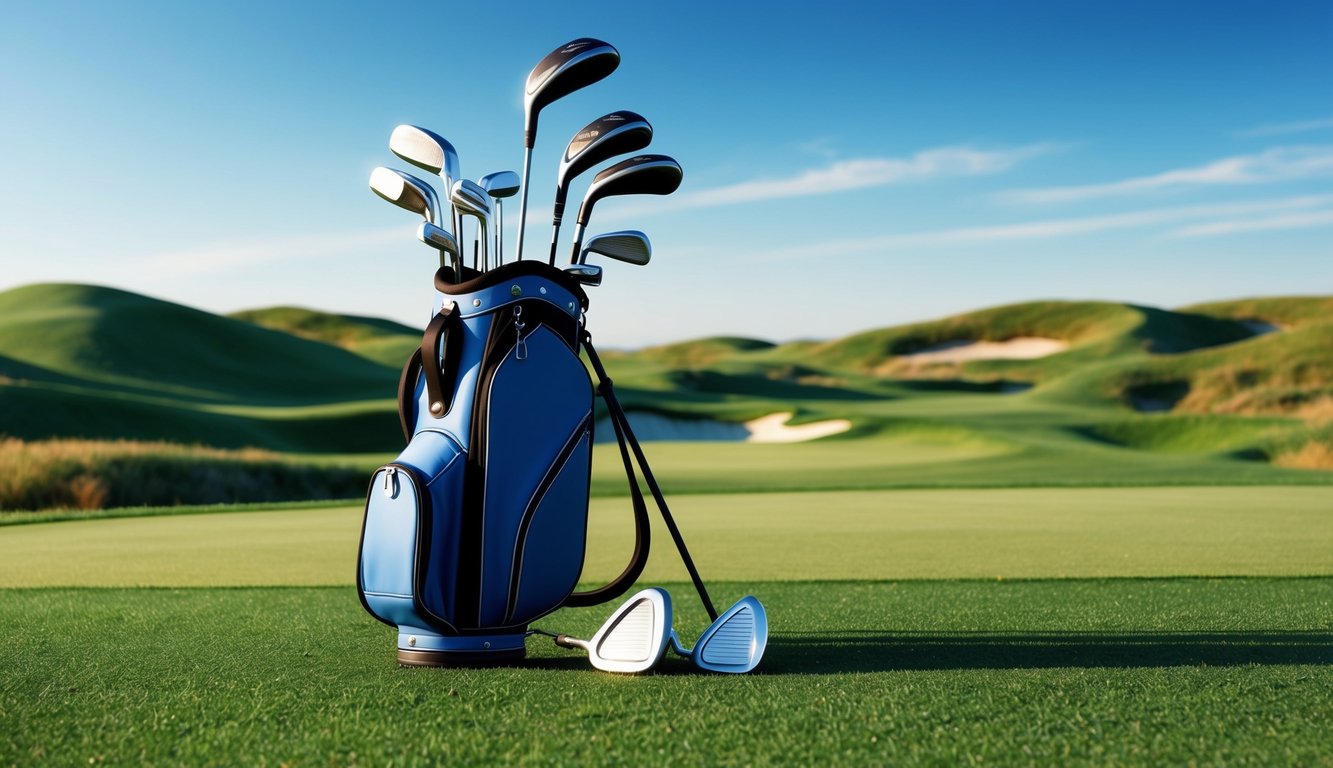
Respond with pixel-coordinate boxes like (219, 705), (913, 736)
(584, 336), (718, 621)
(514, 147), (534, 261)
(568, 222), (587, 265)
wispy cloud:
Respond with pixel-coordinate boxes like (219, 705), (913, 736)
(748, 195), (1333, 260)
(685, 144), (1057, 207)
(137, 227), (407, 275)
(1172, 208), (1333, 237)
(1003, 146), (1333, 204)
(1238, 117), (1333, 137)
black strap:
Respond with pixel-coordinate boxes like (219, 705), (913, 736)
(420, 303), (462, 421)
(571, 332), (719, 621)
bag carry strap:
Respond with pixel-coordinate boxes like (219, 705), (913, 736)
(421, 302), (463, 421)
(567, 332), (719, 621)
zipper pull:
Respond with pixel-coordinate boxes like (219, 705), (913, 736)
(514, 305), (528, 361)
(383, 467), (398, 498)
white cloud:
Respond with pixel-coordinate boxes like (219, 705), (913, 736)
(747, 194), (1333, 260)
(1003, 146), (1333, 204)
(1238, 117), (1333, 137)
(1172, 208), (1333, 237)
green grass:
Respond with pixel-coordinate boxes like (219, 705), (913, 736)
(2, 485), (1331, 764)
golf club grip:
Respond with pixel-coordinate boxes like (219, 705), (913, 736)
(580, 335), (719, 622)
(564, 351), (652, 607)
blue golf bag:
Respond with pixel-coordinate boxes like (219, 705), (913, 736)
(356, 262), (714, 666)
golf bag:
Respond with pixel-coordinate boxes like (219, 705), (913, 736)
(356, 262), (710, 665)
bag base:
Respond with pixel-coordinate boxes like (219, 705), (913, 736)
(395, 627), (527, 667)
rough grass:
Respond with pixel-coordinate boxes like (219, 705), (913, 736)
(0, 438), (367, 512)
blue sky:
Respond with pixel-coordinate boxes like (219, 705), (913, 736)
(1, 1), (1329, 345)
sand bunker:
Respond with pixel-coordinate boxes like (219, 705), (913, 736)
(594, 411), (850, 444)
(898, 337), (1068, 364)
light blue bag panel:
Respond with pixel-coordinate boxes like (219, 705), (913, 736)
(407, 313), (495, 451)
(477, 324), (593, 627)
(506, 431), (592, 624)
(359, 466), (423, 628)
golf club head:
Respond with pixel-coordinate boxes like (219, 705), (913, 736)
(389, 125), (461, 191)
(524, 38), (620, 146)
(556, 588), (672, 674)
(480, 170), (520, 199)
(670, 596), (767, 674)
(576, 154), (682, 226)
(556, 111), (653, 215)
(563, 263), (603, 286)
(450, 179), (492, 220)
(416, 221), (460, 259)
(369, 166), (438, 224)
(582, 230), (651, 266)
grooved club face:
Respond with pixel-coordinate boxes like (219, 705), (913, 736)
(416, 222), (459, 259)
(577, 155), (682, 226)
(585, 588), (672, 674)
(388, 125), (460, 188)
(582, 230), (651, 266)
(369, 167), (438, 223)
(524, 38), (620, 144)
(671, 596), (768, 674)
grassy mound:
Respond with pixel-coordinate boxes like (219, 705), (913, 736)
(230, 306), (420, 366)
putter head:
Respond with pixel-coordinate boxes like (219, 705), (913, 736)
(480, 170), (520, 199)
(577, 154), (682, 226)
(582, 230), (651, 266)
(416, 221), (460, 259)
(450, 179), (492, 220)
(563, 588), (672, 674)
(389, 125), (460, 190)
(563, 263), (603, 286)
(672, 596), (768, 674)
(557, 111), (653, 202)
(369, 166), (438, 223)
(524, 38), (620, 145)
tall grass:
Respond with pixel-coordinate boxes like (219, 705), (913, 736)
(0, 438), (366, 512)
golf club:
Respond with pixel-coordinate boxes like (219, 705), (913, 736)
(479, 170), (520, 266)
(514, 38), (620, 262)
(552, 588), (673, 674)
(416, 221), (462, 277)
(389, 125), (462, 245)
(451, 179), (491, 271)
(668, 595), (768, 674)
(568, 154), (681, 264)
(548, 110), (653, 264)
(563, 263), (603, 286)
(579, 229), (651, 266)
(369, 166), (440, 225)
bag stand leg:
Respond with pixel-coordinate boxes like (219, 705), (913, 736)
(583, 333), (719, 622)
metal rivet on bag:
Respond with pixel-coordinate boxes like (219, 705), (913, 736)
(510, 285), (522, 297)
(430, 401), (444, 416)
(567, 302), (575, 312)
(408, 636), (417, 647)
(539, 286), (547, 295)
(483, 642), (491, 649)
(472, 299), (481, 307)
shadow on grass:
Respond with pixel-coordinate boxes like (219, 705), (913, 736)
(762, 630), (1333, 673)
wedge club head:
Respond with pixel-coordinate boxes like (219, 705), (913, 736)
(563, 263), (603, 286)
(580, 230), (651, 266)
(669, 595), (767, 674)
(554, 588), (672, 674)
(480, 170), (520, 265)
(369, 167), (439, 224)
(451, 179), (491, 270)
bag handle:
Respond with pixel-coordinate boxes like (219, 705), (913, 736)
(396, 304), (465, 442)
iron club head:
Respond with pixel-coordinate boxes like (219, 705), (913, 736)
(388, 125), (460, 191)
(669, 596), (768, 674)
(563, 263), (603, 286)
(369, 166), (439, 224)
(580, 230), (651, 266)
(479, 171), (520, 199)
(416, 221), (462, 276)
(554, 588), (673, 674)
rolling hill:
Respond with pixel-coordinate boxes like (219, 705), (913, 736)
(1, 283), (1329, 510)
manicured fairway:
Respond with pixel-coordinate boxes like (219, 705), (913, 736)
(2, 487), (1330, 587)
(2, 580), (1330, 765)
